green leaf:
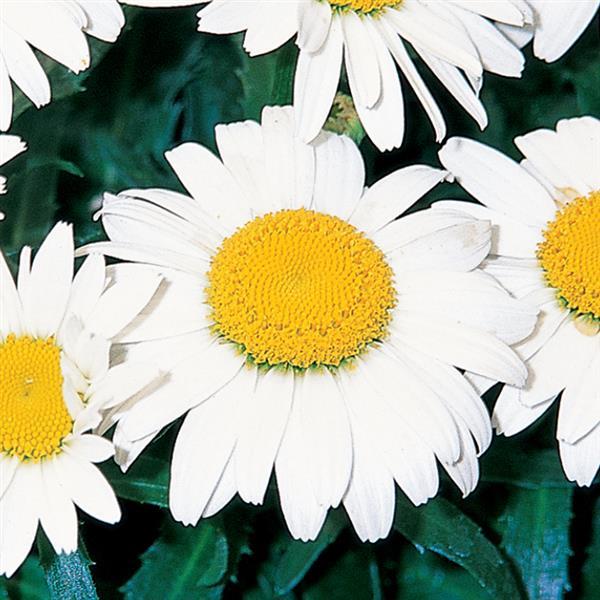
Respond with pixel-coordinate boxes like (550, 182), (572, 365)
(496, 488), (573, 600)
(2, 556), (49, 600)
(121, 520), (228, 600)
(102, 455), (169, 508)
(481, 448), (573, 489)
(394, 496), (521, 599)
(397, 547), (488, 600)
(12, 36), (117, 124)
(582, 494), (600, 599)
(37, 534), (98, 600)
(272, 511), (346, 596)
(270, 42), (297, 107)
(238, 43), (280, 121)
(303, 546), (381, 600)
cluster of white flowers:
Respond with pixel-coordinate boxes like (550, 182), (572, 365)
(0, 0), (598, 578)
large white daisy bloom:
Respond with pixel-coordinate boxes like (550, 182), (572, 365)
(438, 116), (600, 486)
(528, 0), (599, 62)
(0, 1), (201, 131)
(0, 134), (26, 219)
(197, 0), (532, 151)
(81, 106), (538, 543)
(0, 223), (163, 577)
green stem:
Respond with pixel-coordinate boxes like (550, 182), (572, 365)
(270, 42), (298, 106)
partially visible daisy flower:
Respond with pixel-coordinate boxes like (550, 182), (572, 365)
(0, 223), (162, 577)
(81, 106), (538, 543)
(0, 1), (201, 131)
(0, 134), (26, 219)
(528, 0), (599, 62)
(197, 0), (532, 151)
(438, 116), (600, 486)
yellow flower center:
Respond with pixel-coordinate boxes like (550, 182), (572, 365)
(206, 209), (396, 369)
(327, 0), (401, 15)
(537, 191), (600, 321)
(0, 335), (73, 461)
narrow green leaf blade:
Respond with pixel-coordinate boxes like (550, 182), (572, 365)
(102, 455), (170, 508)
(496, 487), (573, 599)
(121, 520), (228, 600)
(394, 496), (521, 599)
(273, 511), (346, 595)
(303, 546), (381, 600)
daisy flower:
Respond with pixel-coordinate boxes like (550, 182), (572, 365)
(438, 116), (600, 486)
(528, 0), (599, 62)
(0, 134), (26, 219)
(197, 0), (532, 151)
(81, 106), (538, 542)
(0, 223), (162, 577)
(0, 1), (201, 131)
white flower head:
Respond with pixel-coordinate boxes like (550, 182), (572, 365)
(0, 223), (162, 577)
(438, 116), (600, 486)
(81, 106), (538, 543)
(528, 0), (599, 62)
(197, 0), (533, 151)
(0, 1), (201, 131)
(0, 134), (26, 219)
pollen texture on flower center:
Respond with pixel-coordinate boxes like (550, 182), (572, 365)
(538, 190), (600, 320)
(206, 209), (396, 369)
(328, 0), (401, 14)
(0, 335), (73, 461)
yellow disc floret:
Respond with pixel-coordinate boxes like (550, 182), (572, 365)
(0, 335), (73, 461)
(206, 209), (396, 369)
(538, 191), (600, 320)
(328, 0), (401, 15)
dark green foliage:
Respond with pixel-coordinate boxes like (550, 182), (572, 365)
(2, 6), (599, 599)
(121, 520), (228, 599)
(394, 496), (521, 599)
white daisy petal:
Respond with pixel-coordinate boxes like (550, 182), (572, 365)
(0, 249), (25, 335)
(275, 395), (329, 542)
(295, 369), (352, 508)
(294, 14), (344, 145)
(341, 420), (395, 543)
(492, 386), (555, 437)
(261, 106), (315, 211)
(0, 464), (40, 578)
(54, 452), (120, 524)
(375, 19), (446, 142)
(350, 165), (449, 233)
(39, 460), (78, 555)
(391, 313), (527, 386)
(165, 142), (252, 233)
(351, 17), (405, 152)
(22, 222), (74, 338)
(519, 320), (597, 408)
(529, 0), (599, 63)
(342, 11), (382, 109)
(556, 345), (600, 444)
(297, 0), (332, 53)
(202, 453), (237, 519)
(559, 424), (600, 487)
(312, 131), (365, 220)
(338, 365), (439, 506)
(0, 455), (19, 499)
(169, 367), (251, 526)
(64, 434), (115, 463)
(235, 368), (294, 505)
(438, 137), (556, 225)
